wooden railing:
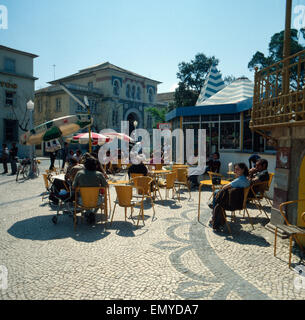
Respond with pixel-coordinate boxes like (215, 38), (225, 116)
(250, 49), (305, 130)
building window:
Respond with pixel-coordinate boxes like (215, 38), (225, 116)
(131, 86), (136, 99)
(220, 122), (240, 150)
(148, 88), (154, 103)
(37, 99), (42, 113)
(88, 82), (93, 89)
(126, 84), (130, 98)
(5, 91), (15, 106)
(112, 110), (119, 127)
(243, 119), (253, 151)
(136, 87), (141, 100)
(56, 98), (62, 112)
(4, 58), (16, 73)
(4, 119), (18, 141)
(147, 114), (153, 128)
(113, 80), (120, 96)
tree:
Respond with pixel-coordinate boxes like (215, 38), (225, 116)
(174, 53), (219, 107)
(248, 29), (305, 90)
(146, 107), (168, 128)
(248, 29), (305, 71)
(223, 75), (236, 86)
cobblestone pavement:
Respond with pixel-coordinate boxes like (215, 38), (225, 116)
(0, 159), (304, 300)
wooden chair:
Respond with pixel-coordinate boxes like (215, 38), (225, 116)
(158, 172), (177, 201)
(207, 171), (224, 197)
(131, 176), (156, 221)
(217, 187), (252, 234)
(111, 185), (144, 226)
(175, 168), (191, 200)
(263, 173), (274, 206)
(274, 200), (305, 268)
(42, 173), (52, 202)
(154, 163), (163, 170)
(130, 173), (145, 180)
(74, 187), (108, 230)
(247, 180), (270, 219)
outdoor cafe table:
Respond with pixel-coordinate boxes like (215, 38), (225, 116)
(197, 179), (231, 222)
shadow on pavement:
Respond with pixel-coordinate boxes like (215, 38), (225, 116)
(6, 213), (140, 243)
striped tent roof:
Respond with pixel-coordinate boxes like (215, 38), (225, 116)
(200, 77), (254, 106)
(196, 64), (225, 106)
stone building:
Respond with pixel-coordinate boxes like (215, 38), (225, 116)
(0, 45), (38, 158)
(35, 62), (161, 154)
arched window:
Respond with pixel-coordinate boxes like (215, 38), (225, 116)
(136, 87), (141, 100)
(131, 86), (136, 99)
(148, 88), (154, 103)
(126, 84), (130, 98)
(113, 80), (120, 96)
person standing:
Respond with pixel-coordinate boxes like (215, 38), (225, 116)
(9, 143), (18, 175)
(61, 142), (69, 170)
(1, 144), (9, 174)
(49, 150), (58, 171)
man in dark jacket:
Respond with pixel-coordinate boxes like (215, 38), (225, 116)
(9, 143), (18, 175)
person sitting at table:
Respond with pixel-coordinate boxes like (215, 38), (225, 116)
(204, 152), (221, 174)
(73, 149), (82, 163)
(73, 156), (108, 224)
(247, 158), (269, 198)
(65, 157), (85, 185)
(248, 154), (261, 169)
(209, 162), (250, 232)
(128, 154), (148, 179)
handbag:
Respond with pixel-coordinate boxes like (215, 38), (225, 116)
(212, 176), (221, 185)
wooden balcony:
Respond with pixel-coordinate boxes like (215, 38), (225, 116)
(250, 49), (305, 130)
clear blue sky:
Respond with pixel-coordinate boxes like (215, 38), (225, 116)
(1, 0), (300, 93)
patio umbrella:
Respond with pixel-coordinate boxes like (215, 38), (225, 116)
(70, 132), (110, 146)
(103, 132), (135, 143)
(20, 114), (93, 146)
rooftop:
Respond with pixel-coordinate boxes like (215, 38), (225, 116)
(0, 45), (38, 58)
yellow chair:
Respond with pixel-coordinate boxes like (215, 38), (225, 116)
(247, 181), (270, 219)
(130, 173), (145, 180)
(42, 173), (52, 202)
(207, 171), (224, 196)
(263, 173), (274, 206)
(158, 172), (177, 201)
(111, 185), (144, 226)
(74, 187), (107, 230)
(175, 168), (191, 200)
(274, 200), (305, 268)
(154, 163), (163, 170)
(131, 176), (156, 221)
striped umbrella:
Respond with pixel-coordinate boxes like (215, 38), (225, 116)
(71, 132), (110, 145)
(20, 114), (93, 146)
(103, 132), (135, 143)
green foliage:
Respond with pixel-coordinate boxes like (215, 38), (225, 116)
(174, 53), (219, 107)
(146, 107), (168, 128)
(248, 29), (305, 71)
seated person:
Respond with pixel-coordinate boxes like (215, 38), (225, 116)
(205, 152), (221, 174)
(209, 163), (250, 231)
(128, 154), (148, 179)
(248, 154), (261, 169)
(65, 157), (83, 185)
(73, 156), (108, 224)
(188, 165), (205, 189)
(248, 158), (269, 197)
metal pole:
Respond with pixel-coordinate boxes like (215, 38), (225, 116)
(29, 109), (34, 177)
(283, 0), (292, 95)
(88, 108), (92, 153)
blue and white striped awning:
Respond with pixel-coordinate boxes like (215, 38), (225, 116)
(196, 64), (225, 105)
(200, 77), (254, 106)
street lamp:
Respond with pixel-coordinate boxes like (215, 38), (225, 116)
(133, 120), (138, 142)
(84, 96), (92, 153)
(26, 100), (35, 177)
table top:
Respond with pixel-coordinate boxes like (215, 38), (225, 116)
(227, 171), (235, 175)
(51, 174), (66, 181)
(150, 170), (172, 175)
(200, 179), (231, 186)
(108, 180), (130, 185)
